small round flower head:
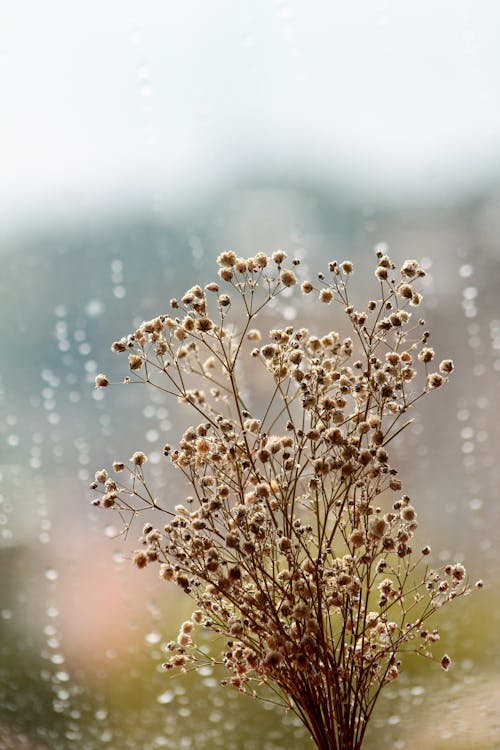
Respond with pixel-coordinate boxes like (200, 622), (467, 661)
(319, 288), (333, 304)
(350, 529), (365, 548)
(440, 654), (452, 671)
(133, 550), (148, 569)
(401, 259), (420, 278)
(341, 261), (353, 274)
(452, 563), (466, 581)
(398, 283), (413, 299)
(196, 318), (213, 333)
(159, 564), (174, 581)
(217, 251), (237, 267)
(247, 329), (261, 342)
(205, 282), (219, 293)
(254, 251), (269, 268)
(219, 268), (233, 282)
(129, 354), (143, 371)
(302, 281), (313, 294)
(368, 516), (389, 540)
(427, 372), (444, 389)
(95, 469), (108, 484)
(401, 505), (416, 521)
(386, 665), (399, 682)
(272, 250), (287, 264)
(419, 347), (434, 363)
(439, 359), (454, 374)
(95, 374), (109, 387)
(280, 269), (297, 287)
(235, 258), (247, 273)
(112, 461), (125, 472)
(130, 451), (147, 466)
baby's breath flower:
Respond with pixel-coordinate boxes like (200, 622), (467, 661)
(302, 281), (313, 294)
(341, 261), (353, 274)
(280, 269), (297, 287)
(196, 317), (213, 333)
(130, 451), (147, 466)
(128, 354), (143, 370)
(427, 372), (444, 389)
(219, 268), (233, 281)
(439, 359), (454, 374)
(401, 259), (422, 278)
(418, 347), (434, 363)
(133, 550), (148, 569)
(95, 373), (109, 387)
(319, 288), (333, 304)
(217, 251), (237, 267)
(95, 469), (108, 484)
(253, 251), (268, 268)
(440, 654), (452, 671)
(272, 250), (287, 264)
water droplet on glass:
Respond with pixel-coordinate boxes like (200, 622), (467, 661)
(459, 264), (474, 278)
(145, 631), (161, 645)
(157, 690), (174, 704)
(85, 299), (105, 317)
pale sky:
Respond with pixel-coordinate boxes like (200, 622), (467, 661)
(2, 0), (500, 229)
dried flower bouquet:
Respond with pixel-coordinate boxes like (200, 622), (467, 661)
(93, 249), (471, 750)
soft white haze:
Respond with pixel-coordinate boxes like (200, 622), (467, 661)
(2, 0), (500, 229)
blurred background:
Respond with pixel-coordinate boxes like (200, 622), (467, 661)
(1, 1), (500, 748)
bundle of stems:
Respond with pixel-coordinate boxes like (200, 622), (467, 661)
(93, 249), (470, 750)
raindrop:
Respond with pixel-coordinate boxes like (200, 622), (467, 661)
(469, 498), (483, 511)
(157, 690), (174, 705)
(145, 631), (161, 645)
(410, 685), (425, 696)
(463, 286), (478, 300)
(459, 264), (474, 278)
(85, 299), (105, 317)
